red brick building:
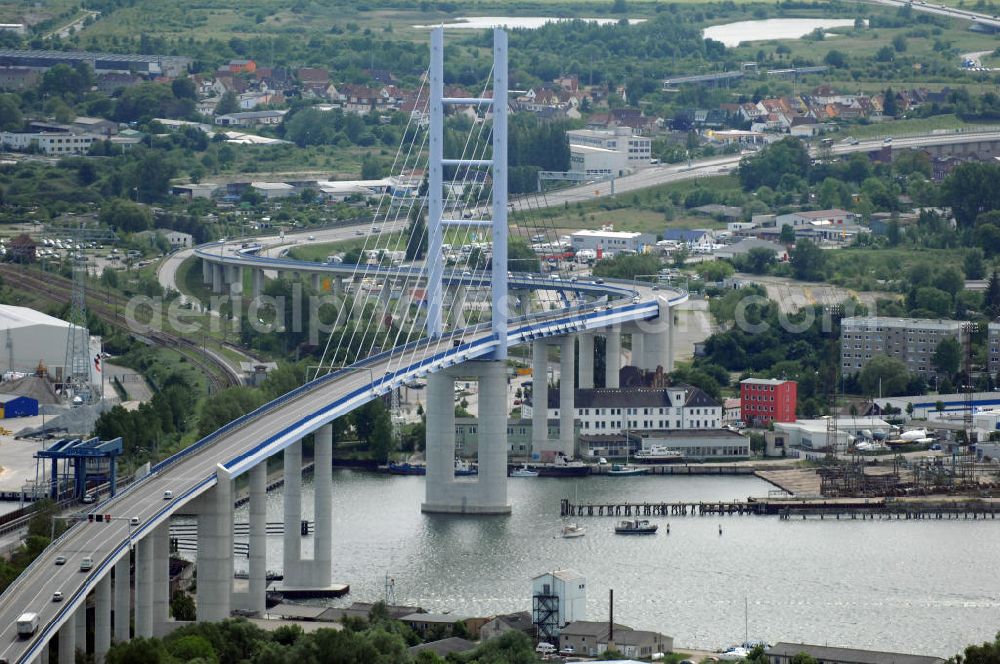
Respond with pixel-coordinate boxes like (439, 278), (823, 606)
(740, 378), (797, 426)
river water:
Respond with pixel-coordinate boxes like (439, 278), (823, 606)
(221, 471), (1000, 657)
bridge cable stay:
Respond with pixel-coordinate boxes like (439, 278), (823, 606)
(373, 69), (496, 375)
(358, 64), (500, 382)
(326, 103), (429, 368)
(311, 78), (430, 377)
(308, 82), (427, 378)
(382, 113), (495, 381)
(314, 63), (493, 381)
(356, 71), (496, 387)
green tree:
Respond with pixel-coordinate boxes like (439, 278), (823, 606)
(790, 239), (826, 281)
(859, 356), (910, 397)
(985, 270), (1000, 317)
(0, 93), (22, 131)
(405, 206), (427, 261)
(592, 253), (661, 280)
(105, 637), (172, 664)
(933, 337), (962, 375)
(964, 249), (985, 280)
(361, 154), (383, 179)
(778, 224), (795, 244)
(698, 260), (734, 282)
(100, 199), (152, 233)
(737, 137), (811, 191)
(744, 247), (777, 274)
(215, 91), (239, 115)
(170, 590), (196, 621)
(167, 634), (216, 661)
(612, 0), (628, 12)
(198, 387), (265, 438)
(942, 162), (1000, 228)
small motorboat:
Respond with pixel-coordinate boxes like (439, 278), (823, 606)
(607, 464), (648, 477)
(561, 523), (586, 538)
(387, 462), (426, 476)
(511, 463), (539, 477)
(454, 459), (478, 476)
(614, 519), (658, 535)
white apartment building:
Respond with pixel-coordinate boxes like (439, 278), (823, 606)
(525, 385), (722, 434)
(0, 131), (100, 155)
(840, 317), (966, 376)
(567, 127), (651, 177)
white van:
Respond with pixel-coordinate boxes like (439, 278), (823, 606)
(535, 642), (557, 655)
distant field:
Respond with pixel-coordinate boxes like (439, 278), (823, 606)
(839, 114), (993, 139)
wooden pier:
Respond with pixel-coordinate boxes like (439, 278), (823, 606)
(559, 497), (1000, 520)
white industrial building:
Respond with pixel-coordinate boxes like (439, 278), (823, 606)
(532, 570), (586, 640)
(0, 305), (100, 387)
(570, 229), (648, 256)
(0, 131), (101, 155)
(773, 417), (893, 456)
(567, 127), (651, 176)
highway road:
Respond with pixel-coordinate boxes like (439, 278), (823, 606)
(526, 129), (1000, 209)
(869, 0), (1000, 28)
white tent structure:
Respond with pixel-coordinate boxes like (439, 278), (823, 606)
(0, 304), (99, 388)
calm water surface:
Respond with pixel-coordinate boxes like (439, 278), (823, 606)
(703, 19), (857, 47)
(219, 471), (1000, 657)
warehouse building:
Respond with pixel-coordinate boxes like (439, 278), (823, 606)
(0, 305), (99, 388)
(0, 49), (191, 77)
(0, 393), (38, 418)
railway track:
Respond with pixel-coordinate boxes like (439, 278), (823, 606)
(0, 265), (240, 392)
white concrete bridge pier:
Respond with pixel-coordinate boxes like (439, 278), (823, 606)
(196, 465), (233, 622)
(422, 361), (510, 514)
(604, 326), (621, 388)
(278, 424), (334, 590)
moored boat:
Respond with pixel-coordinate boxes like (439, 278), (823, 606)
(537, 453), (591, 477)
(561, 523), (586, 538)
(607, 464), (648, 477)
(510, 463), (539, 477)
(614, 519), (658, 535)
(454, 459), (478, 476)
(387, 462), (426, 475)
(633, 445), (683, 464)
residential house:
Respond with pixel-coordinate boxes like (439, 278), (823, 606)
(228, 59), (256, 74)
(400, 613), (488, 640)
(479, 612), (534, 641)
(558, 621), (673, 659)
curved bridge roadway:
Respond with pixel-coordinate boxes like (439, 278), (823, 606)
(0, 260), (686, 664)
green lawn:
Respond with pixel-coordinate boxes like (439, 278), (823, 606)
(518, 174), (740, 236)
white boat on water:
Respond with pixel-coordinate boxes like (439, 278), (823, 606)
(561, 523), (586, 538)
(511, 464), (538, 477)
(633, 445), (683, 463)
(608, 464), (648, 476)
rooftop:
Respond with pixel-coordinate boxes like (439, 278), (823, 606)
(0, 304), (72, 330)
(532, 569), (584, 583)
(638, 429), (747, 440)
(741, 378), (793, 386)
(571, 229), (642, 240)
(544, 385), (720, 410)
(767, 643), (944, 664)
(841, 317), (965, 331)
(408, 637), (477, 657)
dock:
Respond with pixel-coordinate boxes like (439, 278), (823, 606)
(559, 497), (1000, 519)
(589, 464), (757, 476)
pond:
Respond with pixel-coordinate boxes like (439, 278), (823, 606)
(703, 18), (857, 47)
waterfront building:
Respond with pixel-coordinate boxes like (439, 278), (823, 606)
(635, 429), (751, 460)
(532, 570), (586, 641)
(773, 417), (893, 455)
(766, 643), (944, 664)
(526, 385), (723, 434)
(840, 317), (966, 377)
(559, 621), (673, 659)
(740, 378), (797, 426)
(480, 611), (534, 641)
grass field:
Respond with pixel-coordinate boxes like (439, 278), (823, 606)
(517, 175), (739, 237)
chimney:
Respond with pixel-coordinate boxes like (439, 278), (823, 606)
(607, 588), (615, 652)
